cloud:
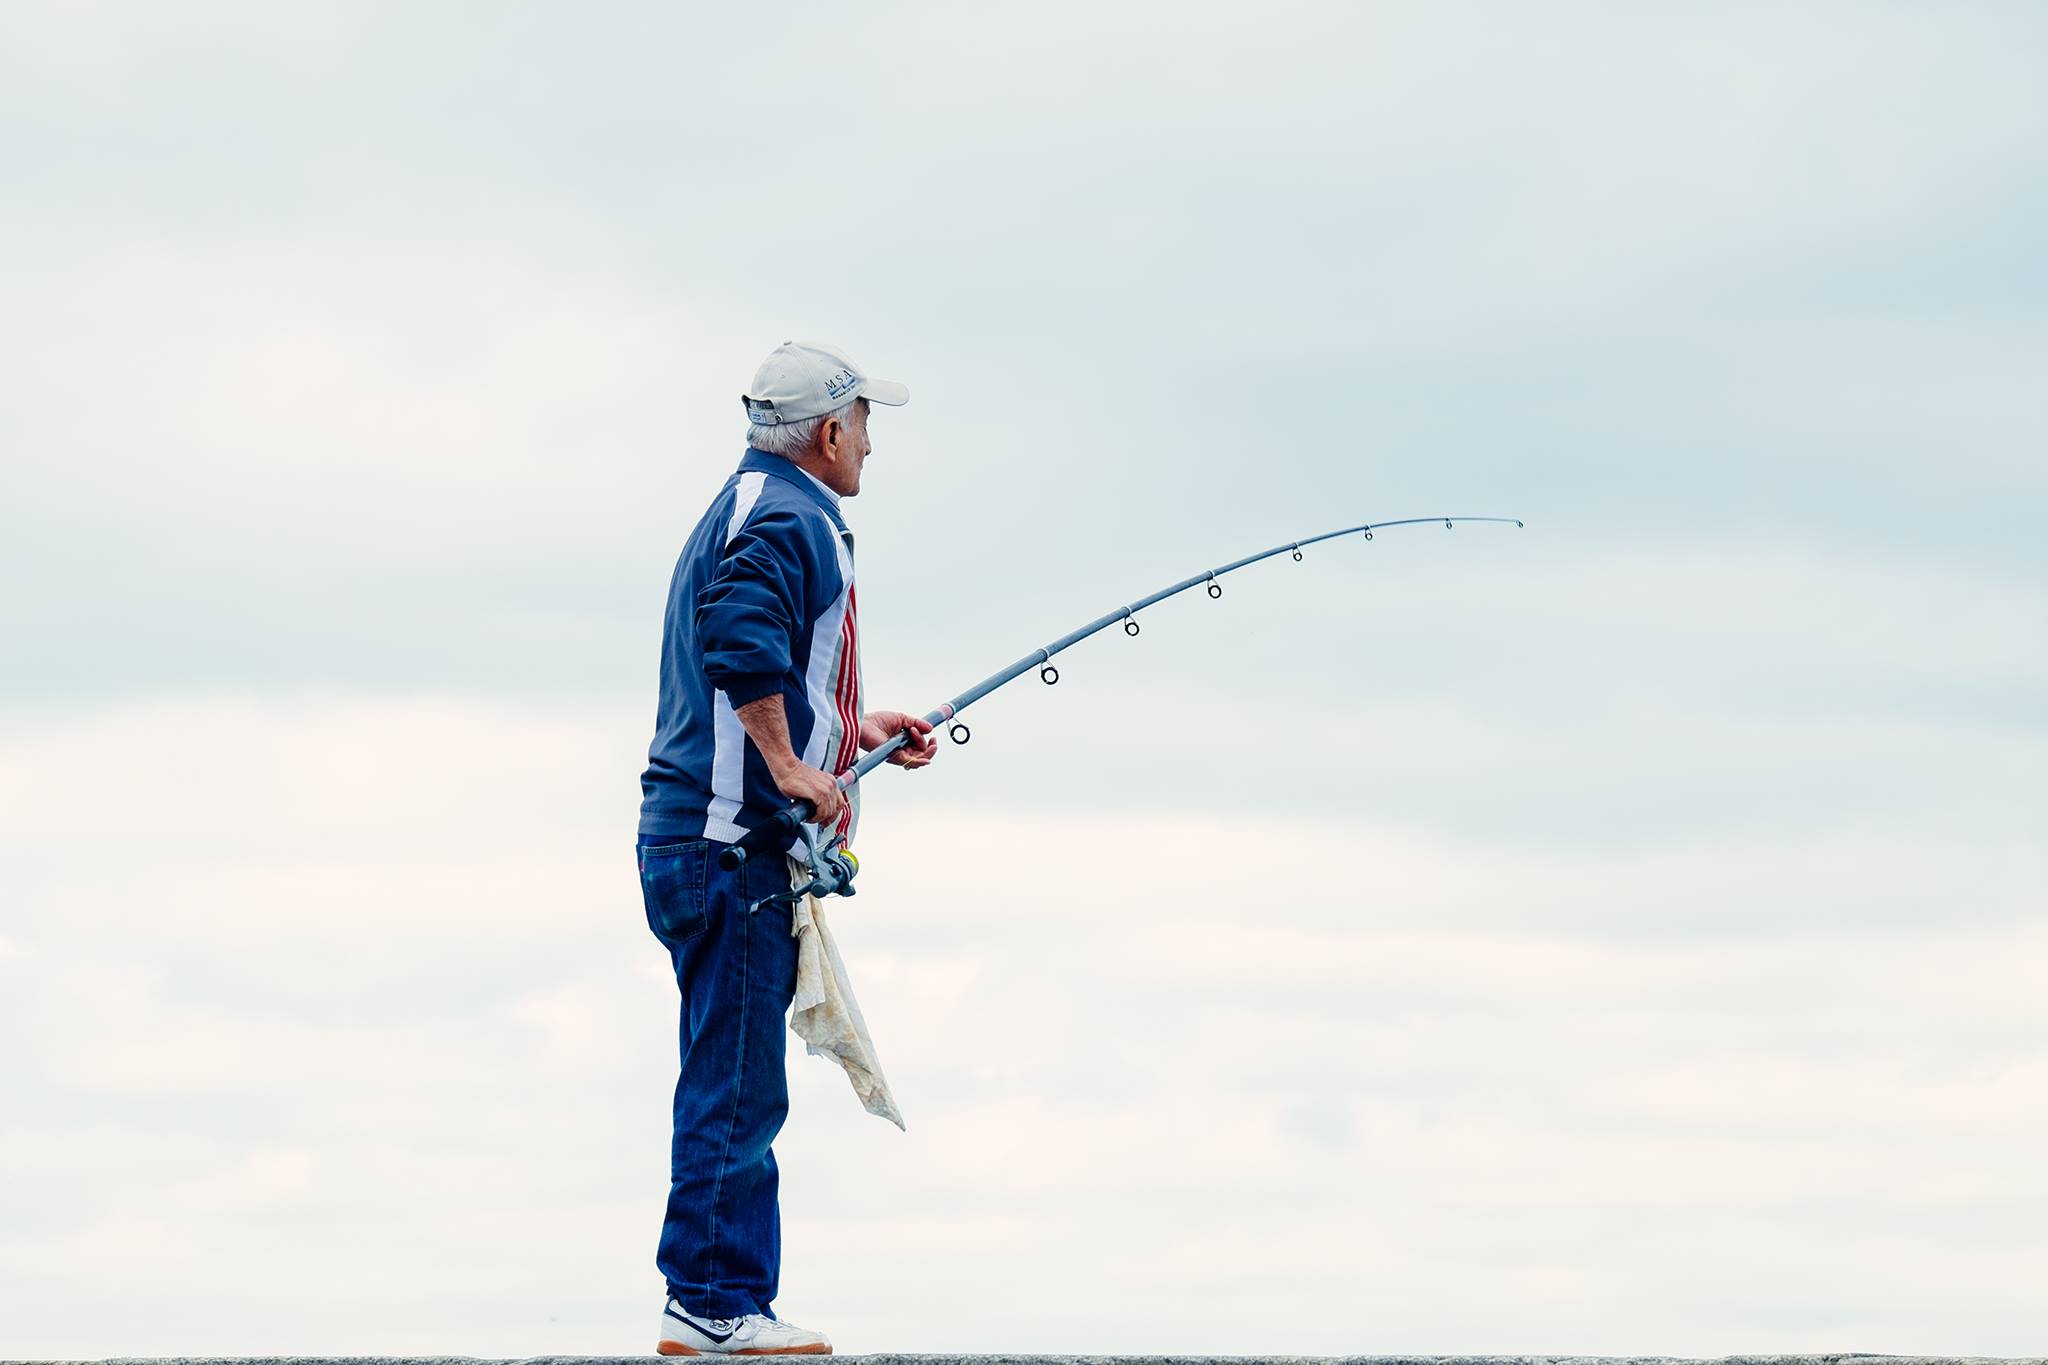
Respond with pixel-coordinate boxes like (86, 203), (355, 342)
(3, 691), (2044, 1354)
(4, 1), (2046, 1354)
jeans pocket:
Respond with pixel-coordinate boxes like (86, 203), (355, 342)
(639, 840), (710, 946)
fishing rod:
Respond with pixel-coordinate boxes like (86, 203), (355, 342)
(723, 514), (1525, 899)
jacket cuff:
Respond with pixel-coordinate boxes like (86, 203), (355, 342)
(718, 672), (783, 707)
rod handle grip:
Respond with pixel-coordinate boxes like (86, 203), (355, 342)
(716, 802), (810, 871)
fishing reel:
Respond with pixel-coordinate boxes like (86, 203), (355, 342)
(720, 795), (862, 912)
(746, 816), (859, 914)
(793, 820), (859, 901)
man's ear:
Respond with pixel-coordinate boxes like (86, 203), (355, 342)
(814, 414), (842, 460)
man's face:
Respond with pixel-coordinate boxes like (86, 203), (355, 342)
(820, 397), (872, 497)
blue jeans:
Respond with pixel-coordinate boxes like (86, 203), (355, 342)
(637, 834), (799, 1320)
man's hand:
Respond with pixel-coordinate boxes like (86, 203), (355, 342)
(734, 692), (847, 825)
(860, 710), (939, 769)
(768, 755), (846, 827)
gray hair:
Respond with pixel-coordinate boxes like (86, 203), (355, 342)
(746, 399), (857, 458)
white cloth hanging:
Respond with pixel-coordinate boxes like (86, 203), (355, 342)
(786, 858), (905, 1130)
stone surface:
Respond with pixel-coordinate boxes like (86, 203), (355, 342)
(13, 1356), (2047, 1365)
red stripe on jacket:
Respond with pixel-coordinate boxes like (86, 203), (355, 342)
(831, 585), (860, 840)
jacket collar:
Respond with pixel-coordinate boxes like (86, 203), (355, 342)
(740, 448), (847, 529)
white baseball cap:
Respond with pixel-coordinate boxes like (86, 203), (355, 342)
(742, 340), (909, 426)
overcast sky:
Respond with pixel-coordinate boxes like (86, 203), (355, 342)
(3, 2), (2046, 1358)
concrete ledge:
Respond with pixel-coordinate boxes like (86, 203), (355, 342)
(14, 1355), (2047, 1365)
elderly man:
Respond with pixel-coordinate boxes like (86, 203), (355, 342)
(636, 341), (938, 1356)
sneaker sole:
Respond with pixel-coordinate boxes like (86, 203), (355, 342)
(657, 1344), (832, 1357)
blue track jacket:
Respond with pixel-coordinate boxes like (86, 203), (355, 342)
(639, 449), (863, 845)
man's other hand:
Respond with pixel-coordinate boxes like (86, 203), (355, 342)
(860, 710), (938, 768)
(769, 758), (846, 826)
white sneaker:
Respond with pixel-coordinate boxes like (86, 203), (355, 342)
(657, 1299), (833, 1356)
